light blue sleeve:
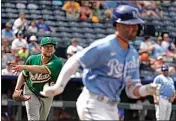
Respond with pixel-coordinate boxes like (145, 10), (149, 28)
(2, 29), (5, 37)
(77, 45), (100, 69)
(153, 76), (161, 84)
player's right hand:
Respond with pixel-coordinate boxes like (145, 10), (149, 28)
(154, 99), (159, 105)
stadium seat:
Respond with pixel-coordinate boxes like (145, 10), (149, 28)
(70, 27), (83, 33)
(57, 27), (71, 33)
(27, 3), (39, 10)
(106, 28), (114, 34)
(80, 22), (93, 28)
(68, 21), (80, 27)
(57, 21), (69, 27)
(5, 8), (18, 13)
(84, 33), (96, 39)
(72, 33), (84, 38)
(42, 15), (55, 20)
(4, 3), (16, 8)
(82, 28), (94, 34)
(94, 28), (106, 34)
(16, 3), (26, 9)
(92, 23), (104, 28)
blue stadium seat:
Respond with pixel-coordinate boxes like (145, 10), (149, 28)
(55, 15), (66, 21)
(43, 15), (55, 20)
(16, 3), (26, 9)
(29, 9), (41, 14)
(57, 27), (71, 33)
(5, 8), (18, 13)
(57, 21), (69, 27)
(82, 28), (94, 34)
(92, 23), (104, 28)
(94, 28), (106, 34)
(106, 28), (114, 34)
(68, 21), (80, 27)
(70, 27), (83, 33)
(4, 3), (16, 8)
(27, 3), (39, 10)
(80, 22), (93, 28)
(72, 33), (84, 39)
(84, 33), (96, 39)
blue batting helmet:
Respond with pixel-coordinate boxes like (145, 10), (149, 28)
(161, 65), (169, 71)
(112, 5), (145, 26)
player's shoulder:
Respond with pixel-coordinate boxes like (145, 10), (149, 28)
(27, 54), (41, 60)
(51, 55), (63, 64)
(129, 44), (139, 56)
(155, 74), (164, 80)
(89, 34), (116, 49)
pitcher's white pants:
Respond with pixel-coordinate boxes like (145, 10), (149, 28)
(76, 87), (119, 120)
(155, 96), (172, 120)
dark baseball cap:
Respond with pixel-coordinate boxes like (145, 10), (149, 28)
(161, 65), (169, 71)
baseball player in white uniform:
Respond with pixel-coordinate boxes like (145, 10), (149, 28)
(40, 5), (159, 120)
(153, 64), (176, 120)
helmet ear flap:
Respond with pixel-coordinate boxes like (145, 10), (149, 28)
(137, 24), (144, 37)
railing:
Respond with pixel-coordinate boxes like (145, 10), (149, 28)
(2, 99), (176, 120)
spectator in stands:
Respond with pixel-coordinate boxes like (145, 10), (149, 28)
(103, 1), (119, 20)
(2, 61), (14, 75)
(2, 22), (15, 43)
(66, 38), (83, 58)
(28, 35), (40, 55)
(90, 1), (104, 22)
(27, 20), (38, 35)
(153, 36), (165, 59)
(2, 40), (12, 54)
(162, 33), (176, 52)
(139, 36), (155, 55)
(12, 12), (27, 35)
(11, 31), (28, 55)
(11, 54), (24, 65)
(36, 17), (52, 34)
(80, 1), (93, 21)
(62, 0), (81, 19)
(139, 1), (162, 17)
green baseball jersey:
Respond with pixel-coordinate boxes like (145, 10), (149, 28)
(22, 54), (63, 96)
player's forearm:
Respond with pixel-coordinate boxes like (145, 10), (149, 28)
(23, 65), (48, 74)
(15, 72), (25, 90)
(53, 55), (80, 94)
(126, 84), (157, 99)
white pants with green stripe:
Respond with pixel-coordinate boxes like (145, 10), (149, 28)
(23, 84), (53, 120)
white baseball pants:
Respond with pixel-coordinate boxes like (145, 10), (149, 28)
(155, 96), (172, 120)
(76, 87), (119, 120)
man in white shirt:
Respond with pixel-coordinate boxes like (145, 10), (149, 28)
(11, 31), (28, 55)
(67, 38), (83, 58)
(13, 12), (27, 35)
(2, 61), (15, 75)
(139, 36), (155, 55)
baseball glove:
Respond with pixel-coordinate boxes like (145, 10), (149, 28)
(12, 89), (31, 102)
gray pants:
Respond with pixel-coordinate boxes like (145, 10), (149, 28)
(24, 84), (53, 120)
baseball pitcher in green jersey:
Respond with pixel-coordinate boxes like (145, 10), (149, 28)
(12, 37), (63, 120)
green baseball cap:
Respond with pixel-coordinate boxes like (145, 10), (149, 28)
(40, 37), (56, 46)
